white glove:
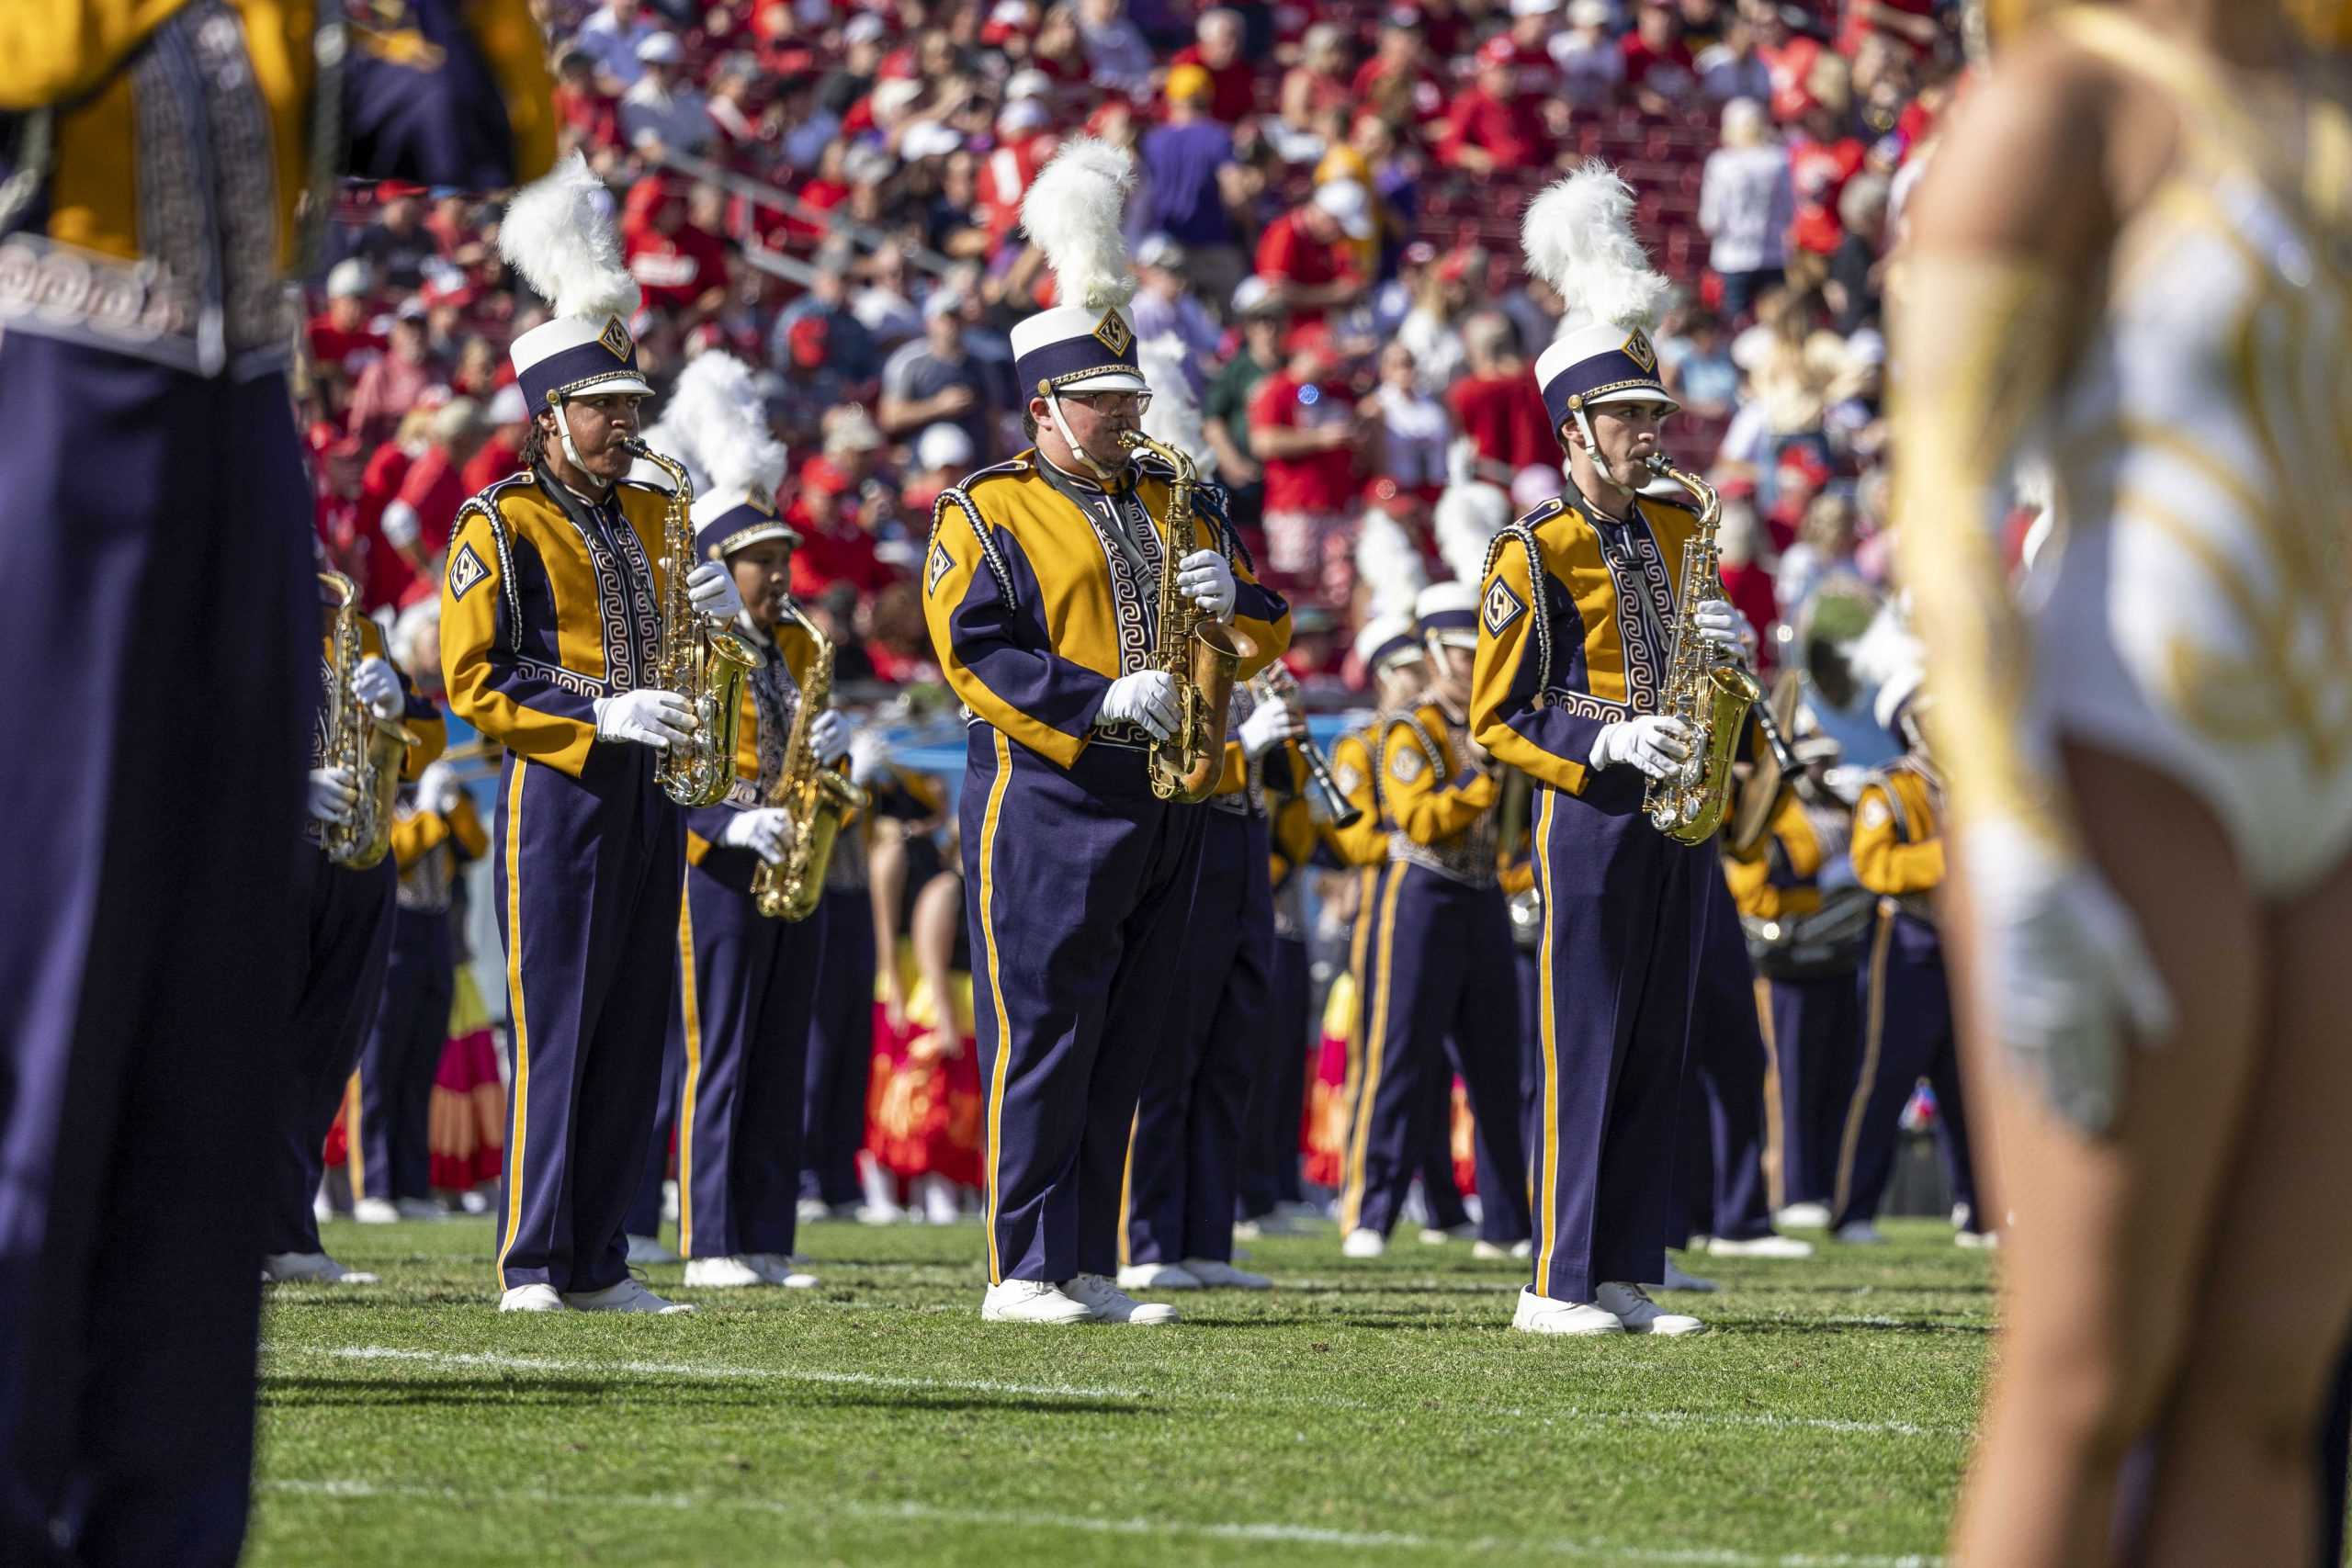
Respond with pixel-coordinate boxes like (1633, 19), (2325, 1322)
(810, 709), (851, 766)
(308, 767), (357, 825)
(1097, 670), (1179, 741)
(1238, 698), (1306, 760)
(380, 499), (422, 552)
(1589, 716), (1692, 780)
(686, 560), (745, 620)
(848, 729), (891, 786)
(1962, 818), (2175, 1134)
(719, 807), (795, 865)
(594, 688), (695, 750)
(353, 656), (404, 721)
(414, 760), (462, 815)
(1692, 599), (1749, 658)
(1176, 547), (1236, 621)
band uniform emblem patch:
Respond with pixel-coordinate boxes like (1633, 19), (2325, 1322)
(1091, 310), (1133, 356)
(1331, 761), (1363, 801)
(1623, 330), (1657, 374)
(599, 315), (634, 359)
(1858, 795), (1892, 831)
(1483, 578), (1526, 637)
(1389, 744), (1427, 785)
(927, 540), (955, 595)
(447, 542), (489, 602)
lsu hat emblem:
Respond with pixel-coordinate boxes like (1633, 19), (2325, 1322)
(448, 542), (489, 601)
(1091, 310), (1133, 355)
(1482, 578), (1525, 637)
(1622, 330), (1657, 374)
(599, 314), (634, 359)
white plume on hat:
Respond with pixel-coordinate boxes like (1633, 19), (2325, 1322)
(1433, 436), (1511, 586)
(682, 353), (789, 502)
(638, 352), (768, 495)
(1521, 162), (1669, 338)
(500, 152), (640, 322)
(1020, 137), (1139, 315)
(1851, 600), (1928, 730)
(1136, 333), (1216, 481)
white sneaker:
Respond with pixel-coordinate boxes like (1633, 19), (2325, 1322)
(1835, 1221), (1888, 1246)
(682, 1256), (769, 1288)
(1182, 1258), (1270, 1290)
(796, 1198), (832, 1226)
(979, 1279), (1095, 1325)
(751, 1253), (820, 1288)
(1955, 1229), (2000, 1250)
(1595, 1280), (1705, 1336)
(498, 1283), (565, 1313)
(351, 1197), (400, 1224)
(625, 1234), (679, 1265)
(1236, 1210), (1310, 1237)
(1659, 1259), (1719, 1293)
(458, 1186), (492, 1215)
(661, 1179), (679, 1224)
(854, 1203), (903, 1225)
(1471, 1240), (1510, 1259)
(262, 1251), (379, 1285)
(1341, 1228), (1386, 1258)
(1510, 1289), (1625, 1336)
(1419, 1223), (1476, 1245)
(563, 1279), (695, 1314)
(394, 1197), (445, 1220)
(1774, 1201), (1832, 1229)
(311, 1191), (334, 1224)
(1706, 1233), (1816, 1259)
(1116, 1261), (1202, 1292)
(1067, 1272), (1180, 1325)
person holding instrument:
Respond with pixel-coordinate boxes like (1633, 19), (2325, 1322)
(922, 138), (1287, 1325)
(1893, 3), (2352, 1560)
(441, 154), (742, 1315)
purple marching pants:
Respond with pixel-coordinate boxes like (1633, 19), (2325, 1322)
(1761, 971), (1863, 1212)
(801, 884), (876, 1209)
(0, 338), (312, 1566)
(1125, 808), (1272, 1269)
(351, 908), (457, 1206)
(1676, 871), (1777, 1245)
(1828, 903), (1979, 1232)
(1237, 931), (1312, 1218)
(962, 726), (1202, 1284)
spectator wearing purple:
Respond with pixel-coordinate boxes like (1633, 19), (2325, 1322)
(1697, 13), (1774, 102)
(1077, 0), (1157, 92)
(1136, 65), (1247, 309)
(876, 291), (997, 463)
(1128, 236), (1224, 395)
(1698, 97), (1793, 319)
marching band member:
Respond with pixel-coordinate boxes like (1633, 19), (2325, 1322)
(442, 155), (744, 1314)
(1339, 583), (1533, 1260)
(665, 357), (838, 1291)
(266, 585), (446, 1283)
(1470, 164), (1749, 1337)
(1238, 776), (1323, 1232)
(0, 6), (550, 1553)
(1119, 671), (1304, 1293)
(1826, 673), (1984, 1248)
(349, 604), (490, 1224)
(922, 139), (1288, 1325)
(1895, 4), (2352, 1557)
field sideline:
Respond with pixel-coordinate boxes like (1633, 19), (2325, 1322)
(249, 1217), (1988, 1566)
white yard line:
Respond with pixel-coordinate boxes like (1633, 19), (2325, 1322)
(261, 1477), (1943, 1566)
(264, 1343), (1962, 1438)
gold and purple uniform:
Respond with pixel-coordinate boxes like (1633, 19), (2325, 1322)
(1238, 776), (1321, 1218)
(441, 470), (685, 1298)
(1471, 488), (1709, 1305)
(923, 450), (1288, 1284)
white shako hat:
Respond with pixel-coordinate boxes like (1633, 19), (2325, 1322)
(501, 152), (654, 412)
(668, 352), (797, 561)
(1522, 163), (1678, 455)
(1415, 581), (1481, 651)
(1354, 613), (1425, 675)
(1008, 137), (1149, 401)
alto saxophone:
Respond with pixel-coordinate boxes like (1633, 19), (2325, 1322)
(1118, 429), (1256, 803)
(624, 437), (763, 808)
(751, 599), (870, 921)
(1642, 452), (1761, 845)
(318, 569), (419, 870)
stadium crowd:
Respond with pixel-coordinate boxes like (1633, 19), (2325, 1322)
(306, 0), (1959, 699)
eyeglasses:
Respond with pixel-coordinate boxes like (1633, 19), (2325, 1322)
(1063, 390), (1153, 415)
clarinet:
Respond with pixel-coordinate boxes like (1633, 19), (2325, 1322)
(1252, 664), (1363, 829)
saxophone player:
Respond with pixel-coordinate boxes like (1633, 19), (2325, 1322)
(266, 573), (446, 1285)
(441, 156), (743, 1315)
(922, 139), (1288, 1326)
(664, 355), (849, 1291)
(1468, 164), (1749, 1337)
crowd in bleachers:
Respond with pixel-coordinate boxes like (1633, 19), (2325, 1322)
(305, 0), (1967, 691)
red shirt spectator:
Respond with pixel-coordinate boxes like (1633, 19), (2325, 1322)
(1788, 131), (1866, 254)
(1622, 28), (1698, 98)
(789, 490), (899, 602)
(1253, 200), (1363, 326)
(1447, 371), (1555, 477)
(1439, 45), (1555, 176)
(350, 438), (418, 611)
(621, 177), (729, 314)
(552, 50), (624, 151)
(461, 425), (525, 494)
(1170, 41), (1257, 124)
(1720, 557), (1779, 669)
(309, 312), (386, 378)
(1248, 369), (1359, 515)
(345, 315), (437, 448)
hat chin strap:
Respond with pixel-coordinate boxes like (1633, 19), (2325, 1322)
(1046, 391), (1124, 487)
(554, 399), (594, 475)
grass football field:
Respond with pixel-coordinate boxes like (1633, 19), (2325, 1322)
(250, 1216), (1987, 1566)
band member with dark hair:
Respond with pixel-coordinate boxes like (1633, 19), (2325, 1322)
(922, 139), (1287, 1325)
(442, 155), (743, 1314)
